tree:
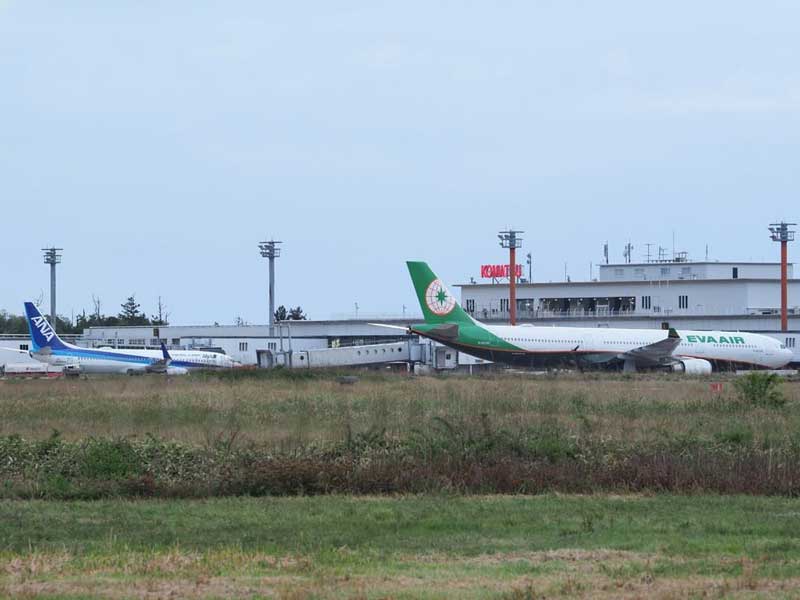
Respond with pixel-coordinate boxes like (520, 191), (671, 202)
(91, 295), (102, 321)
(151, 296), (169, 326)
(274, 305), (288, 322)
(118, 295), (149, 326)
(287, 306), (307, 320)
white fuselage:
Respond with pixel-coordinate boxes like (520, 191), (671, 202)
(31, 344), (239, 374)
(483, 324), (792, 369)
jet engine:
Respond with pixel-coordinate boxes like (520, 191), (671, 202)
(671, 358), (712, 375)
(166, 366), (189, 376)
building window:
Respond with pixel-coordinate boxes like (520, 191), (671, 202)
(786, 338), (796, 348)
(19, 344), (28, 351)
(500, 298), (509, 312)
(239, 342), (248, 352)
(172, 338), (180, 345)
(268, 342), (277, 350)
(614, 268), (625, 279)
(465, 299), (475, 313)
(732, 267), (739, 279)
(660, 267), (671, 276)
(634, 267), (645, 279)
(642, 296), (651, 310)
(678, 295), (689, 309)
(150, 338), (160, 346)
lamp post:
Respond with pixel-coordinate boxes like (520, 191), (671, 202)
(42, 247), (63, 330)
(769, 222), (796, 332)
(258, 240), (282, 336)
(498, 230), (523, 325)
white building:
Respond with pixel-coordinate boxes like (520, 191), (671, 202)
(458, 260), (800, 353)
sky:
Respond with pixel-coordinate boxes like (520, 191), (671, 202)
(1, 1), (799, 324)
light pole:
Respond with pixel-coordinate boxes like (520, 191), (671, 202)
(769, 222), (796, 332)
(42, 247), (62, 331)
(498, 230), (523, 325)
(258, 240), (282, 336)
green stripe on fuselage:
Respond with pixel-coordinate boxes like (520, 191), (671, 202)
(411, 323), (521, 351)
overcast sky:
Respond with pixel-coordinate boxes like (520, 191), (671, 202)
(1, 2), (798, 324)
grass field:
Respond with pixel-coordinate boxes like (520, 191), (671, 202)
(3, 371), (800, 597)
(4, 494), (800, 598)
(2, 371), (799, 445)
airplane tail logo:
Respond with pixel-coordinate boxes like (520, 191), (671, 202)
(425, 279), (456, 315)
(407, 261), (474, 325)
(24, 302), (68, 351)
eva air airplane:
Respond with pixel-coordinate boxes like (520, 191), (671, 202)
(12, 302), (241, 375)
(399, 262), (793, 373)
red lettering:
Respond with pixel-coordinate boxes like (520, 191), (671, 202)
(480, 264), (524, 279)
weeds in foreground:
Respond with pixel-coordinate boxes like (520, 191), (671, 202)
(4, 418), (800, 498)
(733, 372), (786, 408)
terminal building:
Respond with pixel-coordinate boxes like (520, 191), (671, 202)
(3, 257), (800, 370)
(458, 259), (799, 352)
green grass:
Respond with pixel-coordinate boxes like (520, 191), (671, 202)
(4, 374), (800, 596)
(3, 495), (800, 598)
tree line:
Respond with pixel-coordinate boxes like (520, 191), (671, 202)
(0, 297), (308, 334)
(0, 295), (168, 335)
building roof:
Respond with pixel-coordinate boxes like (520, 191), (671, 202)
(601, 261), (792, 267)
(457, 278), (800, 288)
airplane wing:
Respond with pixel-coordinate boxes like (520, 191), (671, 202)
(621, 328), (682, 367)
(0, 347), (32, 355)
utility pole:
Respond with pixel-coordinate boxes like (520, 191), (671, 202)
(258, 240), (282, 336)
(498, 230), (523, 325)
(769, 222), (796, 332)
(42, 247), (62, 331)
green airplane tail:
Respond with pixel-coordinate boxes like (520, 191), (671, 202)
(406, 261), (474, 325)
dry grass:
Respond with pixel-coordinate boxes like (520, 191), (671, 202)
(1, 373), (798, 447)
(4, 549), (800, 598)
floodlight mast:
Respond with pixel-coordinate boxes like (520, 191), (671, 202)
(498, 230), (523, 325)
(258, 240), (282, 336)
(42, 247), (62, 331)
(769, 222), (796, 332)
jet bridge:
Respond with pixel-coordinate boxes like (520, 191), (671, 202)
(258, 340), (423, 369)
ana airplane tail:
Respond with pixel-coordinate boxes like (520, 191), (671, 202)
(406, 261), (475, 325)
(24, 302), (70, 352)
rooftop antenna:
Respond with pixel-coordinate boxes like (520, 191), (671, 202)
(603, 242), (609, 265)
(672, 230), (676, 261)
(42, 247), (63, 331)
(258, 239), (282, 336)
(705, 244), (709, 261)
(644, 243), (654, 263)
(769, 221), (796, 332)
(623, 242), (633, 264)
(526, 252), (532, 283)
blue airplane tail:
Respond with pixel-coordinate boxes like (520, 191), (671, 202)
(24, 302), (69, 351)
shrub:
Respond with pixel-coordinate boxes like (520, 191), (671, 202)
(733, 372), (786, 408)
(82, 438), (142, 479)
